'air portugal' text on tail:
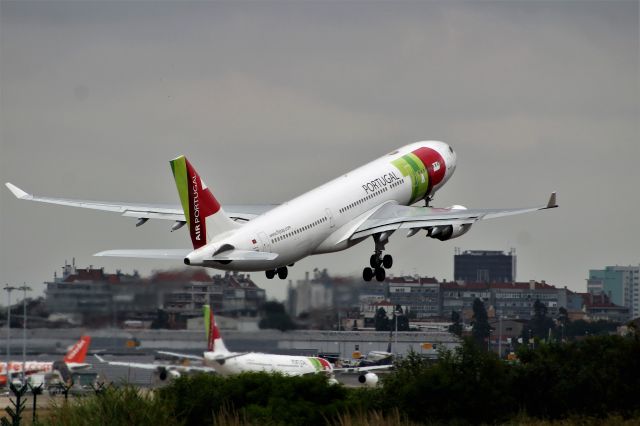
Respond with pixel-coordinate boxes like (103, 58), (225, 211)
(170, 156), (239, 249)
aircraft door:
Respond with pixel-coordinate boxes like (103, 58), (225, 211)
(325, 208), (335, 228)
(258, 232), (271, 252)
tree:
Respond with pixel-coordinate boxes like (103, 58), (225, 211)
(555, 306), (569, 341)
(150, 309), (170, 329)
(471, 298), (491, 347)
(449, 311), (463, 337)
(522, 299), (555, 342)
(374, 307), (390, 331)
(259, 301), (296, 331)
(392, 305), (410, 332)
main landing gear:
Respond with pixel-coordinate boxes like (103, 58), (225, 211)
(362, 232), (393, 282)
(265, 267), (288, 280)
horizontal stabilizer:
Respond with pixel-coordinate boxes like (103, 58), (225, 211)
(211, 250), (278, 261)
(94, 249), (190, 259)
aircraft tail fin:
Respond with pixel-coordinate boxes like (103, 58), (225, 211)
(203, 304), (229, 354)
(63, 336), (91, 363)
(170, 156), (239, 249)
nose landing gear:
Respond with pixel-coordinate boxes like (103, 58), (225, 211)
(362, 233), (394, 282)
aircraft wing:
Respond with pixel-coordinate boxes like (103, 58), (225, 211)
(207, 352), (249, 364)
(93, 354), (215, 373)
(332, 364), (394, 374)
(348, 192), (557, 240)
(157, 351), (204, 361)
(5, 183), (274, 223)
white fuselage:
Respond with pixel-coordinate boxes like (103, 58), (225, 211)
(203, 352), (332, 376)
(0, 361), (89, 378)
(186, 141), (456, 271)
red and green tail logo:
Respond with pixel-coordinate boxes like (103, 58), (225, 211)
(170, 156), (221, 249)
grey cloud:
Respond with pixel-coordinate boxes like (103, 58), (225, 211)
(1, 1), (638, 302)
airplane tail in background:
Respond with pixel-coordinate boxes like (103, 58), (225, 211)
(63, 336), (91, 363)
(170, 156), (239, 249)
(203, 305), (229, 354)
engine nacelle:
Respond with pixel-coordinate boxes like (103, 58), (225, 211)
(357, 372), (379, 387)
(156, 367), (181, 381)
(428, 205), (472, 241)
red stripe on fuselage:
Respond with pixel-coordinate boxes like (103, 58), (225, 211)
(316, 357), (332, 371)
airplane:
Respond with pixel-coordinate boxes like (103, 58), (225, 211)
(5, 141), (557, 282)
(200, 305), (335, 378)
(92, 305), (335, 382)
(94, 305), (385, 386)
(0, 336), (91, 386)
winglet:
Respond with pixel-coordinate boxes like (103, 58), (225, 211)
(546, 192), (558, 209)
(5, 183), (31, 200)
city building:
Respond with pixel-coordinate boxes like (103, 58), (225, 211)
(441, 280), (568, 320)
(287, 269), (374, 318)
(387, 276), (440, 319)
(454, 248), (516, 283)
(45, 260), (266, 326)
(45, 260), (172, 325)
(587, 265), (640, 319)
(580, 292), (630, 323)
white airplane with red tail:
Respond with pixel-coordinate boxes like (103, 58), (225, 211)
(6, 141), (557, 281)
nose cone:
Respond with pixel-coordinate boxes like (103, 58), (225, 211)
(428, 141), (456, 186)
(411, 142), (447, 187)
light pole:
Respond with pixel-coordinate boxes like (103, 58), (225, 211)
(4, 284), (17, 380)
(18, 285), (31, 383)
(498, 315), (503, 358)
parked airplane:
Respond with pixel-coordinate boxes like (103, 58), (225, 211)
(5, 141), (557, 281)
(201, 306), (336, 378)
(93, 306), (335, 381)
(0, 336), (91, 385)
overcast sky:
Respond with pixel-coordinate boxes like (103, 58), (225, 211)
(1, 1), (638, 303)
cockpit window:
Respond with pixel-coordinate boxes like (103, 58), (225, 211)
(449, 146), (454, 154)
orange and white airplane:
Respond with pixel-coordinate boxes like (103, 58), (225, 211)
(0, 336), (91, 385)
(5, 141), (557, 281)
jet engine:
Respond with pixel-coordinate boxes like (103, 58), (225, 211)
(357, 372), (379, 387)
(156, 367), (181, 381)
(427, 206), (471, 241)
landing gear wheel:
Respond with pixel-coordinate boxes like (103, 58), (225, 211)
(375, 267), (386, 282)
(363, 267), (374, 282)
(370, 254), (380, 269)
(277, 267), (288, 280)
(265, 270), (276, 279)
(382, 254), (393, 269)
